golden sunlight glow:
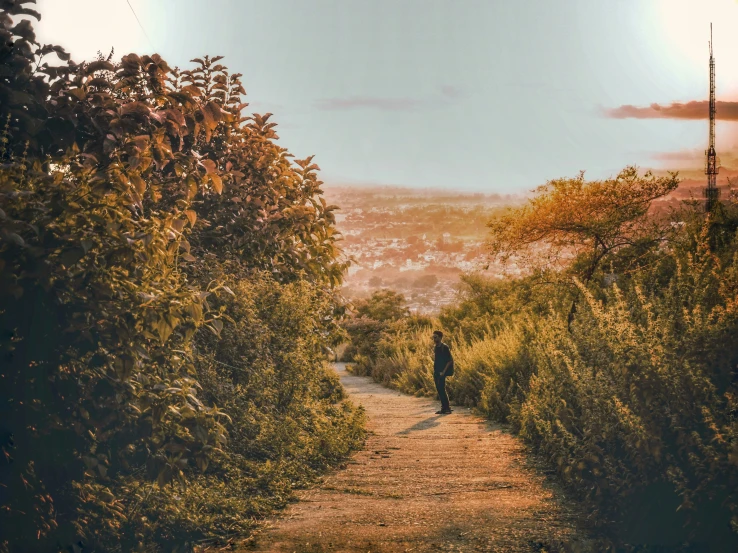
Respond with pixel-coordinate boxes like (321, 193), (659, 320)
(656, 0), (738, 89)
(35, 0), (152, 62)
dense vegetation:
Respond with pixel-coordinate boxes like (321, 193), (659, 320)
(342, 168), (738, 551)
(0, 2), (364, 551)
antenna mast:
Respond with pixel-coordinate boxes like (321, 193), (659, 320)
(705, 22), (720, 212)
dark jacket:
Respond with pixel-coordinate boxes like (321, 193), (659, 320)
(434, 342), (453, 374)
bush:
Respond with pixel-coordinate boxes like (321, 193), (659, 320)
(517, 234), (738, 547)
(340, 172), (738, 548)
(0, 3), (363, 551)
(461, 321), (537, 422)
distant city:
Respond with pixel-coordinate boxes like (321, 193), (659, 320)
(325, 176), (734, 314)
(324, 186), (526, 314)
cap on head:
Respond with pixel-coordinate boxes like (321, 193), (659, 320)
(433, 330), (443, 338)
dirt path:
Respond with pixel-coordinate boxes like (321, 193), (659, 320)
(243, 364), (589, 553)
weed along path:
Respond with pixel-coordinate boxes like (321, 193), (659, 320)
(244, 364), (588, 553)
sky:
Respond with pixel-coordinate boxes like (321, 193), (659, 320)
(31, 0), (738, 193)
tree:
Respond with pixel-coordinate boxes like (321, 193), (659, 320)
(353, 289), (409, 322)
(0, 2), (355, 550)
(488, 167), (678, 280)
(487, 166), (679, 322)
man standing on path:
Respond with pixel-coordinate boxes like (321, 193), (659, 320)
(433, 330), (453, 415)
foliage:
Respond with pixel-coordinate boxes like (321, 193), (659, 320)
(0, 3), (362, 552)
(352, 289), (409, 321)
(517, 238), (738, 547)
(340, 290), (410, 365)
(439, 271), (568, 341)
(488, 166), (678, 282)
(113, 270), (365, 549)
(341, 167), (738, 550)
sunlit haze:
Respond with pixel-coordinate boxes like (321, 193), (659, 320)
(33, 0), (738, 192)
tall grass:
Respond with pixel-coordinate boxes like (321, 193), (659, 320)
(342, 214), (738, 550)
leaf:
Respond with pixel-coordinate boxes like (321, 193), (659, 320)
(171, 218), (186, 233)
(184, 209), (197, 226)
(87, 77), (111, 88)
(167, 91), (196, 105)
(59, 249), (85, 268)
(181, 84), (202, 97)
(186, 302), (203, 322)
(52, 45), (71, 61)
(134, 345), (151, 360)
(11, 20), (36, 42)
(195, 456), (209, 472)
(130, 174), (146, 195)
(210, 173), (223, 194)
(67, 88), (86, 101)
(156, 317), (174, 344)
(185, 174), (198, 199)
(157, 466), (173, 487)
(203, 101), (223, 123)
(207, 319), (224, 337)
(3, 232), (25, 247)
(121, 101), (151, 117)
(163, 108), (186, 126)
(200, 159), (216, 174)
(86, 60), (115, 73)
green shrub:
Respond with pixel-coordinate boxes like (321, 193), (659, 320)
(341, 173), (738, 547)
(459, 321), (537, 422)
(0, 3), (363, 551)
(517, 235), (738, 546)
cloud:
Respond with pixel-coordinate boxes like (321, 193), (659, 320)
(604, 100), (738, 120)
(315, 86), (464, 112)
(440, 85), (462, 99)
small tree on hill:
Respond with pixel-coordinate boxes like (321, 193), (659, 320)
(353, 289), (409, 322)
(487, 166), (679, 322)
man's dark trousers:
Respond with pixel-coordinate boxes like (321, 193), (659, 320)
(434, 371), (450, 411)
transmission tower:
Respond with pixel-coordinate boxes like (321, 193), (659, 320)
(705, 23), (720, 212)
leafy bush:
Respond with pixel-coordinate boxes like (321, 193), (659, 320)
(341, 168), (738, 549)
(461, 322), (537, 421)
(0, 3), (363, 552)
(341, 289), (411, 369)
(518, 230), (738, 547)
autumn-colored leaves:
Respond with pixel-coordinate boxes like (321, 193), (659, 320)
(354, 165), (738, 548)
(0, 1), (356, 551)
(487, 166), (680, 278)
